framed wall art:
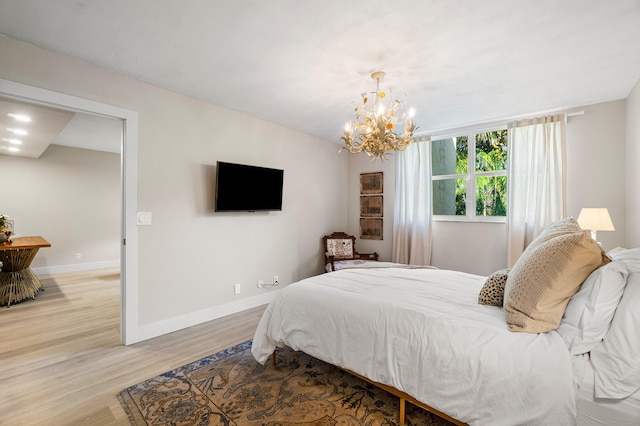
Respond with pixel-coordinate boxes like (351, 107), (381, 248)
(360, 218), (383, 240)
(360, 195), (383, 217)
(360, 172), (383, 194)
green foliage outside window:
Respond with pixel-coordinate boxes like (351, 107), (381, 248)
(474, 130), (507, 216)
(433, 130), (507, 217)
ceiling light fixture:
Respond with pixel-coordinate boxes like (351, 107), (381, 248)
(7, 113), (32, 122)
(341, 71), (416, 160)
(2, 138), (22, 145)
(6, 128), (28, 136)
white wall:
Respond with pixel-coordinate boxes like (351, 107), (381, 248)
(0, 145), (120, 272)
(346, 153), (396, 258)
(565, 100), (627, 250)
(0, 36), (348, 336)
(348, 100), (629, 276)
(627, 79), (640, 247)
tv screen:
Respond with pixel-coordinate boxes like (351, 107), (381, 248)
(214, 161), (284, 212)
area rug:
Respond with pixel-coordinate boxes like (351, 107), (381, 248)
(119, 340), (456, 425)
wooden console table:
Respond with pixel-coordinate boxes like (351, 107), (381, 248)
(0, 236), (51, 307)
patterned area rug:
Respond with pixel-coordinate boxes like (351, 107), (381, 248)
(119, 341), (456, 425)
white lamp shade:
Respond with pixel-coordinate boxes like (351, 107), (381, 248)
(577, 208), (615, 231)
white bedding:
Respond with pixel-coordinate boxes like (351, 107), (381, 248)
(577, 357), (640, 425)
(252, 267), (577, 426)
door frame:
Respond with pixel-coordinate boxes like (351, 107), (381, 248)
(0, 78), (139, 345)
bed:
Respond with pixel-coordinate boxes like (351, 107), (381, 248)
(252, 220), (640, 425)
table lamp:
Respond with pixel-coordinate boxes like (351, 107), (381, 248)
(577, 208), (615, 241)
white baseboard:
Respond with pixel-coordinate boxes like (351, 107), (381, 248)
(32, 260), (120, 276)
(136, 291), (277, 343)
(26, 260), (275, 344)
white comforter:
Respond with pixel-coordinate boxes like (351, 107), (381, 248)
(252, 267), (577, 426)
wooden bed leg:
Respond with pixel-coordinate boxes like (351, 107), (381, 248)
(399, 397), (406, 425)
(271, 350), (277, 368)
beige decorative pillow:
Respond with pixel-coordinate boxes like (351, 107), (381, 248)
(479, 269), (510, 306)
(504, 218), (610, 333)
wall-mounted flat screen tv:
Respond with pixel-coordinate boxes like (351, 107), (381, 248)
(215, 161), (284, 212)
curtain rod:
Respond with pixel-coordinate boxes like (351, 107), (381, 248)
(417, 109), (585, 137)
(564, 110), (584, 124)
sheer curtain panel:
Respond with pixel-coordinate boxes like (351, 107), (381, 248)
(392, 138), (432, 265)
(507, 114), (566, 266)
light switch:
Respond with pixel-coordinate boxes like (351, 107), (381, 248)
(136, 211), (152, 225)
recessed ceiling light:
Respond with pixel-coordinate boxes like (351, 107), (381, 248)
(6, 128), (27, 135)
(8, 147), (19, 152)
(7, 113), (32, 122)
(1, 138), (22, 145)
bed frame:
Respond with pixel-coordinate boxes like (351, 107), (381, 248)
(271, 350), (467, 425)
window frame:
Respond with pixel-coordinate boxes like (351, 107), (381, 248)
(431, 125), (508, 223)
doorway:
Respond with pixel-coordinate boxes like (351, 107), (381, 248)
(0, 78), (139, 344)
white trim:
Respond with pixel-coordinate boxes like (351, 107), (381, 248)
(136, 291), (277, 342)
(432, 215), (506, 224)
(32, 260), (120, 276)
(418, 107), (584, 137)
(428, 123), (509, 141)
(0, 78), (139, 345)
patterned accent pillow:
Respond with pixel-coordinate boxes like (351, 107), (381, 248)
(478, 269), (510, 306)
(504, 218), (610, 333)
(326, 239), (353, 258)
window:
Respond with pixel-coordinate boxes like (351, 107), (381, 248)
(431, 129), (508, 220)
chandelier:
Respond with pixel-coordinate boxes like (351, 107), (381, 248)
(340, 71), (416, 160)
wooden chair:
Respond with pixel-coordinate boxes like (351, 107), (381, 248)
(323, 232), (378, 272)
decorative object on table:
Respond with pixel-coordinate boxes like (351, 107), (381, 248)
(577, 208), (615, 241)
(0, 236), (51, 306)
(118, 341), (454, 426)
(0, 214), (12, 245)
(341, 71), (416, 160)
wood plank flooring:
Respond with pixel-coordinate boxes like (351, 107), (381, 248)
(0, 268), (266, 425)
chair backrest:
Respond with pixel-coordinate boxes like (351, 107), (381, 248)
(323, 232), (356, 259)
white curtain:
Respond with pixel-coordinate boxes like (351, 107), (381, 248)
(392, 137), (432, 265)
(507, 114), (566, 266)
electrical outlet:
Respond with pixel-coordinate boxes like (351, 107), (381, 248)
(75, 253), (82, 260)
(257, 280), (264, 288)
(234, 284), (241, 295)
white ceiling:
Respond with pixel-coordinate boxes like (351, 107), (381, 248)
(52, 113), (122, 154)
(0, 97), (74, 158)
(1, 0), (639, 147)
(0, 96), (122, 157)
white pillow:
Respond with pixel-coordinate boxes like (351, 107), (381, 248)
(503, 218), (608, 333)
(557, 261), (628, 355)
(608, 246), (640, 272)
(591, 271), (640, 398)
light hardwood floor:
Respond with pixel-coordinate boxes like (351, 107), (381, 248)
(0, 268), (267, 425)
